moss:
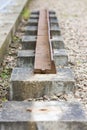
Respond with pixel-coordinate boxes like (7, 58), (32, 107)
(12, 35), (20, 43)
(0, 68), (11, 79)
(2, 97), (8, 102)
(22, 8), (30, 20)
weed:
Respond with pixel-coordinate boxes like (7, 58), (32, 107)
(12, 35), (20, 43)
(0, 68), (11, 79)
(22, 8), (30, 20)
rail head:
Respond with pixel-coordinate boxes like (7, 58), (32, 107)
(47, 10), (56, 73)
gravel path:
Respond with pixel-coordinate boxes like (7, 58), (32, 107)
(28, 0), (87, 108)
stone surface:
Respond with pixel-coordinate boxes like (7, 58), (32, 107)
(21, 35), (36, 50)
(50, 16), (57, 20)
(51, 36), (65, 49)
(24, 26), (38, 35)
(21, 35), (64, 50)
(27, 19), (38, 26)
(50, 26), (61, 36)
(10, 68), (75, 100)
(31, 11), (39, 15)
(54, 49), (68, 66)
(17, 49), (68, 67)
(17, 50), (35, 67)
(0, 0), (29, 65)
(30, 14), (39, 19)
(0, 101), (87, 130)
(50, 19), (58, 24)
(49, 14), (57, 19)
(49, 11), (56, 14)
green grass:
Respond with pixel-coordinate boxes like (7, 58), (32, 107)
(0, 68), (11, 79)
(22, 8), (30, 20)
(12, 35), (20, 43)
(2, 97), (8, 102)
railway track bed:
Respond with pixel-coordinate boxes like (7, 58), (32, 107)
(0, 10), (87, 130)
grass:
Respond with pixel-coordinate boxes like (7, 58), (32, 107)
(0, 68), (11, 79)
(12, 35), (20, 43)
(22, 8), (30, 20)
(2, 97), (8, 102)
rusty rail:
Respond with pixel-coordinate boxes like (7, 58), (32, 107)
(34, 9), (56, 74)
(47, 10), (56, 74)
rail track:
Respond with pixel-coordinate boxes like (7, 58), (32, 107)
(34, 9), (56, 74)
(0, 9), (86, 130)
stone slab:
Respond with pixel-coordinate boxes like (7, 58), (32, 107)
(17, 50), (35, 67)
(50, 16), (57, 20)
(30, 10), (55, 15)
(24, 26), (38, 35)
(21, 35), (37, 50)
(17, 49), (68, 67)
(50, 24), (59, 30)
(49, 14), (56, 18)
(49, 11), (56, 14)
(0, 0), (29, 65)
(50, 19), (58, 24)
(18, 50), (35, 57)
(50, 17), (58, 21)
(50, 26), (61, 36)
(10, 68), (75, 100)
(54, 49), (68, 66)
(51, 36), (65, 49)
(0, 101), (87, 130)
(29, 14), (39, 19)
(27, 19), (38, 26)
(31, 11), (39, 15)
(30, 11), (56, 19)
(21, 35), (64, 50)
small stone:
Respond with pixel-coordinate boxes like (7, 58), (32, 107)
(43, 95), (49, 100)
(50, 95), (58, 100)
(69, 61), (75, 66)
(0, 104), (2, 108)
(56, 93), (63, 97)
(35, 97), (43, 101)
(63, 94), (68, 101)
(27, 98), (33, 101)
(75, 92), (80, 98)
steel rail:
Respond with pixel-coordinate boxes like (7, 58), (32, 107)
(34, 9), (56, 74)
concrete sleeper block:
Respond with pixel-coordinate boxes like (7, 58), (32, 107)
(51, 36), (65, 49)
(49, 15), (57, 20)
(54, 49), (68, 66)
(29, 15), (39, 19)
(49, 11), (56, 14)
(10, 68), (75, 100)
(0, 101), (86, 130)
(17, 49), (68, 67)
(17, 50), (35, 67)
(31, 11), (39, 15)
(50, 19), (58, 24)
(27, 19), (38, 26)
(50, 27), (61, 36)
(21, 35), (37, 50)
(21, 35), (64, 50)
(24, 26), (38, 35)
